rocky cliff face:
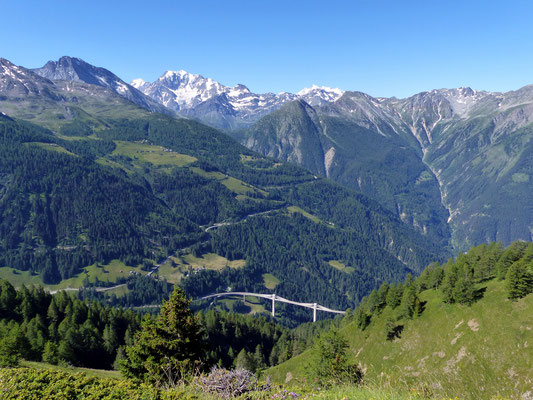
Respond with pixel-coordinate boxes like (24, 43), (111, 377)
(0, 58), (62, 101)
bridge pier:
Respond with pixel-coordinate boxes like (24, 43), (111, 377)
(272, 294), (276, 317)
(313, 303), (317, 322)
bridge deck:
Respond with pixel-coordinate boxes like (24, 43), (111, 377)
(197, 291), (345, 321)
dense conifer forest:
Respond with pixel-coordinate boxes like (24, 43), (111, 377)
(0, 278), (330, 371)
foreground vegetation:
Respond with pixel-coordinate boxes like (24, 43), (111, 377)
(0, 278), (323, 371)
(0, 366), (443, 399)
(269, 242), (533, 400)
(1, 241), (531, 399)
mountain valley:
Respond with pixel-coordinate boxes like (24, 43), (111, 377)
(0, 55), (532, 400)
(128, 63), (533, 252)
(0, 57), (448, 326)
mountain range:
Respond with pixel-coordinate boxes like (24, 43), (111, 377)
(130, 70), (344, 130)
(238, 87), (533, 251)
(129, 62), (533, 251)
(1, 55), (532, 294)
(0, 56), (447, 325)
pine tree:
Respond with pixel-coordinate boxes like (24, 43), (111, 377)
(112, 346), (126, 371)
(453, 265), (475, 305)
(475, 242), (503, 281)
(441, 264), (458, 303)
(376, 283), (389, 311)
(120, 287), (206, 385)
(253, 344), (266, 371)
(366, 289), (379, 314)
(0, 335), (20, 367)
(309, 329), (363, 385)
(0, 280), (17, 320)
(42, 341), (59, 365)
(103, 323), (118, 354)
(427, 264), (445, 289)
(496, 242), (527, 279)
(506, 261), (533, 300)
(398, 285), (419, 319)
(47, 300), (60, 324)
(385, 283), (403, 309)
(234, 348), (255, 371)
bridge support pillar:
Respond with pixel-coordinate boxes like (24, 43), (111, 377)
(272, 294), (276, 317)
(313, 303), (317, 322)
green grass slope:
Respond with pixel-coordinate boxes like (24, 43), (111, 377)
(268, 280), (533, 399)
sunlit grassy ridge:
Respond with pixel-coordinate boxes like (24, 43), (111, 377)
(286, 206), (322, 223)
(112, 141), (197, 167)
(27, 142), (77, 156)
(268, 279), (532, 400)
(0, 260), (142, 291)
(158, 252), (246, 284)
(262, 273), (280, 290)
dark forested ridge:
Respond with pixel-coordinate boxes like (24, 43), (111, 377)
(0, 114), (200, 283)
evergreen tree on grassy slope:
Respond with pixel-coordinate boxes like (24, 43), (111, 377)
(121, 287), (206, 385)
(506, 260), (533, 300)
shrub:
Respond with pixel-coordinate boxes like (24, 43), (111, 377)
(307, 329), (363, 386)
(195, 367), (270, 398)
(0, 367), (197, 400)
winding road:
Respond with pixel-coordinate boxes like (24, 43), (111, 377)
(48, 208), (283, 296)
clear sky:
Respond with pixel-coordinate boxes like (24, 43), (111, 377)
(2, 0), (533, 98)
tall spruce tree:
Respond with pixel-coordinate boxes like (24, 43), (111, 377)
(120, 287), (206, 385)
(506, 261), (533, 300)
(441, 263), (458, 303)
(453, 265), (475, 305)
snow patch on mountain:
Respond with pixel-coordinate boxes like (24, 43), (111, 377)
(298, 85), (344, 106)
(434, 87), (490, 117)
(130, 78), (147, 89)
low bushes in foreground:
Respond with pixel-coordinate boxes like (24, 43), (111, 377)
(0, 368), (196, 400)
(0, 366), (435, 400)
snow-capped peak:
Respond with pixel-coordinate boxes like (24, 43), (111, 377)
(433, 87), (489, 117)
(297, 84), (344, 97)
(161, 70), (190, 80)
(297, 85), (344, 106)
(130, 78), (147, 89)
(132, 69), (344, 129)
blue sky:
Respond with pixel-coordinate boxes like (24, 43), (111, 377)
(3, 0), (533, 98)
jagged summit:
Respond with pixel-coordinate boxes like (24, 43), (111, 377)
(0, 58), (60, 100)
(130, 78), (148, 91)
(32, 56), (169, 114)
